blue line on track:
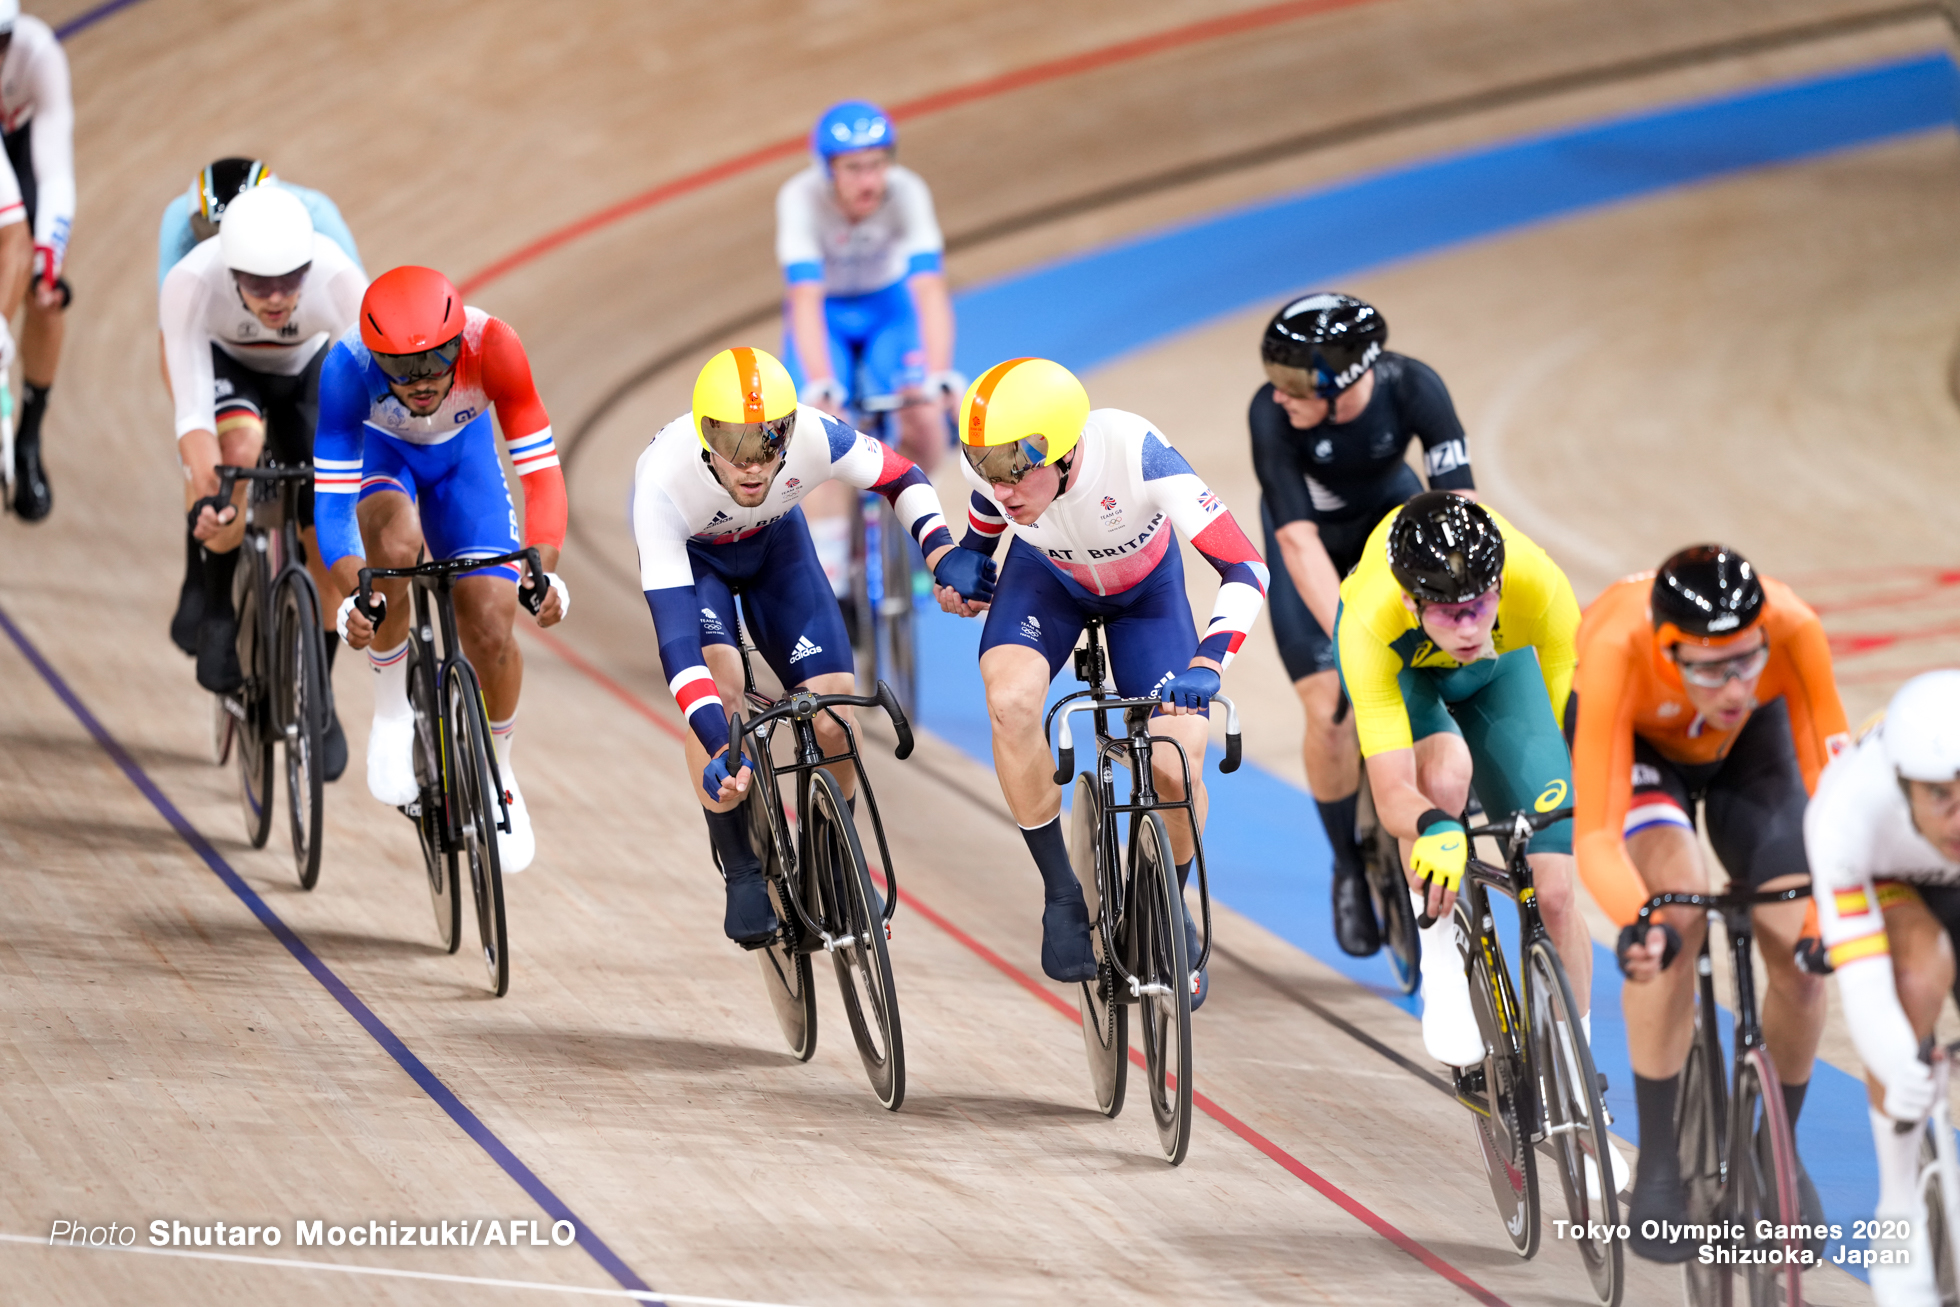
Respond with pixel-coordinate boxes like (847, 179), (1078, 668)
(0, 603), (661, 1302)
(928, 51), (1960, 1273)
(54, 0), (152, 40)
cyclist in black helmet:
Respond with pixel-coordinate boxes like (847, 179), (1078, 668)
(1249, 293), (1475, 958)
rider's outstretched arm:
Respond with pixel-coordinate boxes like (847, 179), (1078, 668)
(477, 318), (566, 566)
(1568, 635), (1656, 929)
(312, 344), (373, 578)
(633, 487), (730, 758)
(819, 411), (953, 560)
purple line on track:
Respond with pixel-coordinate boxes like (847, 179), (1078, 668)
(0, 602), (661, 1302)
(54, 0), (152, 40)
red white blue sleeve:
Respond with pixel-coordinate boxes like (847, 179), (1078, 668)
(633, 481), (729, 756)
(819, 411), (953, 557)
(1141, 430), (1269, 666)
(477, 316), (567, 551)
(312, 342), (372, 571)
(960, 489), (1009, 557)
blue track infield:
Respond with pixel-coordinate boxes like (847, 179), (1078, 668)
(927, 51), (1960, 1272)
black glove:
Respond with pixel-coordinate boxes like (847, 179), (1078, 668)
(1793, 936), (1834, 976)
(1615, 921), (1683, 978)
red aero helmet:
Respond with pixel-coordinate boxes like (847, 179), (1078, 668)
(360, 266), (463, 355)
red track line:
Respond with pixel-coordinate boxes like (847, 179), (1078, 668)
(532, 634), (1507, 1304)
(1827, 619), (1960, 658)
(458, 0), (1384, 295)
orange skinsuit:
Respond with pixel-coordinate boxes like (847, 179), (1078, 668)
(1570, 573), (1849, 925)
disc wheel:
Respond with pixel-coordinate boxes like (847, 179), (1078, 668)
(1527, 938), (1623, 1305)
(808, 769), (904, 1109)
(1131, 810), (1192, 1164)
(746, 732), (816, 1060)
(1733, 1047), (1801, 1307)
(1459, 895), (1538, 1258)
(1678, 1031), (1729, 1307)
(447, 662), (508, 996)
(407, 640), (459, 952)
(276, 579), (326, 891)
(1071, 772), (1127, 1117)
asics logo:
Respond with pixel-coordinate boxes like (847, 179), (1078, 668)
(1535, 779), (1569, 812)
(789, 635), (823, 663)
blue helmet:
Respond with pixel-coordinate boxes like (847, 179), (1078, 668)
(812, 100), (895, 163)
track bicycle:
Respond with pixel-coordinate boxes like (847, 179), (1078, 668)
(0, 374), (14, 513)
(354, 548), (544, 998)
(1638, 884), (1810, 1306)
(724, 620), (915, 1110)
(1048, 615), (1243, 1165)
(198, 462), (332, 890)
(1354, 762), (1420, 994)
(1437, 804), (1622, 1305)
(842, 390), (937, 720)
(1906, 1040), (1960, 1303)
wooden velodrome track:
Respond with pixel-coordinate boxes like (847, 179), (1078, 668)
(4, 0), (1958, 1302)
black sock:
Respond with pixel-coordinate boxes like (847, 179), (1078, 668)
(201, 547), (239, 620)
(846, 793), (856, 817)
(1317, 793), (1362, 879)
(16, 381), (47, 450)
(182, 528), (203, 591)
(1020, 818), (1079, 904)
(1634, 1074), (1681, 1178)
(322, 633), (338, 675)
(704, 806), (759, 878)
(1781, 1078), (1808, 1129)
(1176, 859), (1193, 890)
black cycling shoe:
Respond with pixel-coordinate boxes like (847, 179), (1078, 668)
(322, 707), (348, 782)
(1332, 862), (1382, 957)
(723, 865), (779, 944)
(194, 616), (244, 694)
(1626, 1165), (1695, 1263)
(1041, 892), (1098, 983)
(1181, 899), (1208, 1010)
(11, 429), (50, 522)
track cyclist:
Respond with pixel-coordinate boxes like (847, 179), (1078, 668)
(159, 185), (365, 777)
(945, 357), (1268, 999)
(0, 0), (72, 521)
(776, 100), (962, 598)
(160, 157), (364, 662)
(1249, 292), (1476, 958)
(322, 266), (569, 873)
(1570, 545), (1845, 1261)
(632, 347), (992, 944)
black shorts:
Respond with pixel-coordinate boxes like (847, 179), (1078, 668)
(212, 345), (324, 528)
(1260, 499), (1387, 682)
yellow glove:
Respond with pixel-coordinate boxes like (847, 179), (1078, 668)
(1410, 810), (1468, 895)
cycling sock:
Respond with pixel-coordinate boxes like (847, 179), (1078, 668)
(368, 640), (411, 720)
(1020, 817), (1080, 904)
(1316, 792), (1362, 878)
(846, 793), (856, 817)
(704, 805), (759, 878)
(490, 714), (515, 770)
(1632, 1074), (1681, 1176)
(1176, 859), (1192, 890)
(182, 527), (203, 594)
(1781, 1077), (1808, 1128)
(17, 380), (48, 451)
(1870, 1105), (1921, 1211)
(201, 546), (239, 620)
(322, 633), (338, 674)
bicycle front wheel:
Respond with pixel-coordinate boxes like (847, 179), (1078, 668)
(1732, 1046), (1801, 1307)
(1459, 894), (1539, 1258)
(1071, 772), (1126, 1118)
(746, 735), (816, 1060)
(1678, 1027), (1728, 1307)
(1526, 937), (1622, 1305)
(407, 636), (459, 952)
(446, 661), (508, 996)
(1130, 810), (1192, 1165)
(276, 578), (326, 891)
(808, 769), (904, 1109)
(1919, 1116), (1960, 1304)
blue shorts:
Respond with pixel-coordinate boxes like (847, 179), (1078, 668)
(689, 506), (856, 687)
(979, 535), (1198, 698)
(782, 279), (925, 417)
(358, 415), (521, 581)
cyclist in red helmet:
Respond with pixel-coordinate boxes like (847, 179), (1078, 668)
(315, 265), (569, 873)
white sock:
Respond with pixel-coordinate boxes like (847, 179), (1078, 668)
(369, 641), (411, 721)
(490, 714), (515, 774)
(1416, 894), (1460, 984)
(1871, 1106), (1923, 1214)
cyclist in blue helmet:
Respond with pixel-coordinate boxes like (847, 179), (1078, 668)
(777, 99), (962, 596)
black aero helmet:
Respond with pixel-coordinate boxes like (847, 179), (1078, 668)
(1261, 292), (1386, 399)
(1651, 545), (1764, 644)
(1388, 491), (1504, 604)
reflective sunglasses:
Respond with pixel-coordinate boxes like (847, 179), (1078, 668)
(1673, 643), (1770, 688)
(233, 264), (310, 301)
(701, 412), (795, 469)
(374, 337), (464, 384)
(1419, 591), (1499, 628)
(962, 433), (1050, 485)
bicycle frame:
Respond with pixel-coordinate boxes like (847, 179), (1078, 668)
(1640, 885), (1808, 1065)
(209, 463), (332, 727)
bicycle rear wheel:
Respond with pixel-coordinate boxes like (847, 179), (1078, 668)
(1459, 894), (1539, 1258)
(746, 736), (816, 1060)
(1357, 778), (1419, 994)
(1678, 1028), (1729, 1307)
(808, 769), (904, 1109)
(1130, 810), (1192, 1164)
(1733, 1046), (1801, 1307)
(1071, 772), (1126, 1118)
(447, 661), (508, 996)
(1526, 938), (1622, 1305)
(276, 578), (326, 891)
(211, 693), (234, 765)
(847, 498), (875, 691)
(407, 636), (459, 952)
(1919, 1117), (1960, 1304)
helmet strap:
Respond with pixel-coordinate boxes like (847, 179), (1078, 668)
(1052, 448), (1078, 495)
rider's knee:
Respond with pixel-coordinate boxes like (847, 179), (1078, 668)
(986, 677), (1045, 733)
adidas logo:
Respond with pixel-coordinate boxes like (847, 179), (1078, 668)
(707, 510), (731, 526)
(789, 635), (822, 662)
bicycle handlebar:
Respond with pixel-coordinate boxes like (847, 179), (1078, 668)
(1049, 693), (1240, 785)
(1412, 804), (1579, 929)
(187, 462), (313, 531)
(356, 546), (546, 628)
(728, 678), (913, 765)
(1634, 883), (1811, 925)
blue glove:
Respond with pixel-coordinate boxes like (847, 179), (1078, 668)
(1159, 665), (1221, 712)
(702, 749), (751, 802)
(933, 547), (998, 604)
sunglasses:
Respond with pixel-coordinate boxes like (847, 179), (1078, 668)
(1673, 643), (1770, 688)
(962, 434), (1050, 486)
(374, 337), (464, 384)
(1419, 591), (1499, 628)
(234, 264), (310, 300)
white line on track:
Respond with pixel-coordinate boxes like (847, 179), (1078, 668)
(0, 1233), (807, 1306)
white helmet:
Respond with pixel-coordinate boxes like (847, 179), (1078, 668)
(219, 185), (313, 277)
(1882, 670), (1960, 782)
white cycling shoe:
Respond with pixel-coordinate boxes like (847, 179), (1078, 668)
(1870, 1208), (1938, 1307)
(366, 714), (418, 807)
(496, 767), (535, 873)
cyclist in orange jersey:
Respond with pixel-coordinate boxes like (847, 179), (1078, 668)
(1569, 545), (1848, 1262)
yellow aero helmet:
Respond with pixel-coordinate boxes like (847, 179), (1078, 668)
(693, 347), (798, 466)
(958, 357), (1089, 485)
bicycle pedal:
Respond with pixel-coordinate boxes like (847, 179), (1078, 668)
(1456, 1065), (1487, 1095)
